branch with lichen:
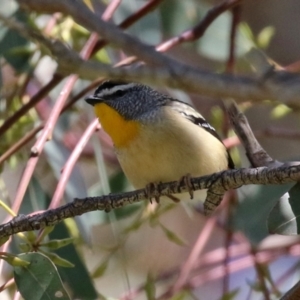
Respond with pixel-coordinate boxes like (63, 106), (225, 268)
(0, 163), (300, 239)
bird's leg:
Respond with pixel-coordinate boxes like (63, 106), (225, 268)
(176, 174), (194, 199)
(145, 182), (161, 204)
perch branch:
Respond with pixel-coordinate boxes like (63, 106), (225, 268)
(1, 164), (300, 238)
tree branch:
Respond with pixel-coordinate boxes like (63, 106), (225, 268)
(281, 280), (300, 300)
(225, 100), (279, 168)
(1, 2), (300, 107)
(0, 164), (300, 238)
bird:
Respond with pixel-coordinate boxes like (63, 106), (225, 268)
(85, 81), (234, 207)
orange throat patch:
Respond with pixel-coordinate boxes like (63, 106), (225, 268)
(94, 103), (140, 148)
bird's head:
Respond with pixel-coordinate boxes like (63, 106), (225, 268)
(85, 81), (168, 121)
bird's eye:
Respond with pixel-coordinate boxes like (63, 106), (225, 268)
(114, 90), (126, 97)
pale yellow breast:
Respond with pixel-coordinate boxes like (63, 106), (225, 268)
(115, 107), (228, 191)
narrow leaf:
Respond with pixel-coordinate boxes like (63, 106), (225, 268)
(42, 251), (75, 268)
(40, 238), (75, 250)
(145, 273), (156, 300)
(2, 254), (30, 267)
(91, 260), (108, 278)
(159, 224), (186, 246)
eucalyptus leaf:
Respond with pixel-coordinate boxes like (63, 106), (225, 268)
(268, 182), (300, 235)
(0, 10), (31, 71)
(49, 221), (98, 299)
(14, 252), (70, 300)
(233, 183), (294, 245)
(44, 136), (104, 242)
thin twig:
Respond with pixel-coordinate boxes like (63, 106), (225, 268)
(251, 248), (270, 300)
(222, 7), (241, 293)
(0, 0), (165, 161)
(3, 0), (121, 223)
(188, 248), (285, 289)
(0, 125), (43, 165)
(171, 217), (218, 294)
(48, 119), (99, 209)
(122, 240), (300, 300)
(0, 0), (157, 138)
(226, 4), (241, 73)
(62, 78), (105, 112)
(281, 281), (300, 300)
(92, 0), (166, 55)
(157, 0), (242, 52)
(0, 79), (103, 165)
(117, 0), (242, 66)
(10, 75), (78, 219)
(43, 12), (61, 35)
(0, 74), (63, 137)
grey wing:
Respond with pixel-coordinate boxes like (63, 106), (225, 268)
(167, 99), (235, 169)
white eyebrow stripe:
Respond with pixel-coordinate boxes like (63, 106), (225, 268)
(96, 83), (136, 97)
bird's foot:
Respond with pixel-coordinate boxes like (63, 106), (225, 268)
(176, 174), (194, 199)
(145, 182), (161, 204)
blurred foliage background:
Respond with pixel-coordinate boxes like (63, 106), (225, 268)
(1, 0), (300, 299)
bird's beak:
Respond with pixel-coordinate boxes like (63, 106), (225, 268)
(85, 95), (103, 106)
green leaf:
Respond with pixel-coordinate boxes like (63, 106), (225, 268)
(109, 171), (127, 193)
(49, 221), (98, 299)
(160, 0), (201, 38)
(219, 289), (239, 300)
(1, 253), (30, 267)
(91, 260), (108, 278)
(38, 226), (55, 243)
(257, 26), (275, 49)
(0, 10), (31, 71)
(114, 0), (162, 45)
(149, 203), (176, 225)
(159, 223), (186, 246)
(14, 182), (98, 299)
(19, 243), (31, 252)
(42, 251), (75, 268)
(14, 252), (70, 300)
(40, 238), (75, 250)
(145, 273), (156, 300)
(199, 14), (253, 61)
(233, 183), (294, 245)
(0, 236), (9, 247)
(239, 22), (255, 42)
(45, 137), (101, 242)
(270, 104), (292, 119)
(21, 176), (48, 215)
(170, 290), (191, 300)
(123, 217), (145, 233)
(268, 182), (300, 235)
(26, 231), (37, 243)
